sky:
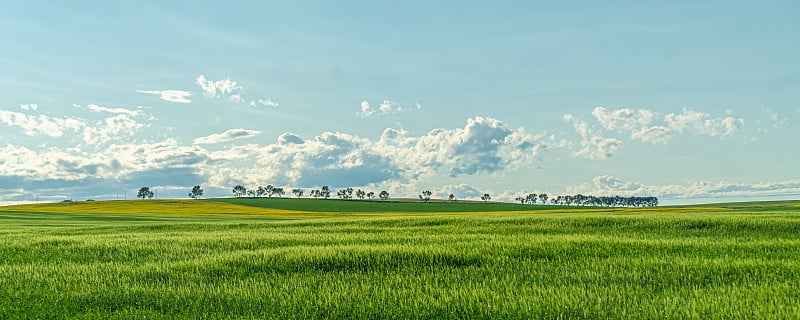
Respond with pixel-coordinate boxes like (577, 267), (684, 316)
(1, 1), (799, 205)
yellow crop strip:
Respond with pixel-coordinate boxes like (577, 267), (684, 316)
(0, 200), (336, 218)
(0, 199), (731, 218)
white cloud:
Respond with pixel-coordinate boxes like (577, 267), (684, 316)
(82, 115), (145, 146)
(379, 100), (394, 113)
(196, 75), (241, 98)
(589, 106), (746, 144)
(566, 175), (800, 200)
(592, 106), (672, 144)
(250, 99), (279, 108)
(20, 104), (38, 111)
(0, 108), (148, 147)
(136, 90), (192, 103)
(357, 100), (374, 118)
(358, 100), (421, 118)
(200, 116), (554, 190)
(431, 184), (484, 199)
(664, 108), (744, 138)
(0, 110), (85, 137)
(564, 114), (624, 160)
(193, 129), (262, 145)
(196, 75), (279, 108)
(83, 104), (144, 117)
(592, 107), (656, 131)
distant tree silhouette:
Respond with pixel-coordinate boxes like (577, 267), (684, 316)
(356, 189), (366, 200)
(538, 193), (548, 204)
(188, 185), (204, 199)
(367, 191), (375, 201)
(379, 190), (390, 201)
(481, 193), (491, 202)
(292, 188), (304, 198)
(321, 186), (331, 199)
(138, 187), (154, 200)
(232, 185), (246, 198)
(419, 190), (432, 202)
(449, 194), (456, 203)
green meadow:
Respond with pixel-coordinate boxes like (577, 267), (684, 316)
(1, 199), (799, 319)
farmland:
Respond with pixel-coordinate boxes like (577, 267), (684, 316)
(1, 199), (799, 319)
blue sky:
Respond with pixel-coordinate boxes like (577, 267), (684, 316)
(1, 1), (798, 204)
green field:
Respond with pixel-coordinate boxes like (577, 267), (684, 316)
(1, 199), (799, 319)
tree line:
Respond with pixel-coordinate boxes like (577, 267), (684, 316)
(138, 184), (658, 207)
(515, 193), (658, 207)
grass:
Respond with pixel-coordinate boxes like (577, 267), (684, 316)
(0, 200), (799, 318)
(214, 197), (551, 213)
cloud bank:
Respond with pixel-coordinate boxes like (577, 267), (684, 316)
(566, 175), (800, 200)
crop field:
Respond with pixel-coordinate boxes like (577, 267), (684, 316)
(1, 199), (799, 319)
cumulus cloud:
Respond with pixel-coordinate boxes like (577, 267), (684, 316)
(196, 75), (241, 98)
(0, 138), (207, 185)
(0, 107), (149, 147)
(201, 116), (554, 190)
(0, 110), (85, 137)
(592, 107), (673, 144)
(196, 75), (279, 108)
(566, 175), (800, 200)
(136, 90), (192, 103)
(663, 108), (744, 138)
(588, 107), (746, 144)
(357, 101), (374, 118)
(20, 103), (38, 111)
(82, 115), (145, 146)
(0, 114), (556, 201)
(564, 114), (624, 160)
(193, 129), (262, 145)
(358, 100), (422, 118)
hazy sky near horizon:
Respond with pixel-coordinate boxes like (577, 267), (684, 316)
(1, 1), (799, 203)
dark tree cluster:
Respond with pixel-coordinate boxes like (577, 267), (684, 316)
(231, 185), (286, 198)
(226, 184), (390, 202)
(516, 192), (658, 207)
(137, 187), (155, 199)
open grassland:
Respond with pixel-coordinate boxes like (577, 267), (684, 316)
(0, 200), (799, 318)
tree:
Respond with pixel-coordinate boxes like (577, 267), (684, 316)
(256, 186), (267, 198)
(188, 185), (204, 199)
(232, 185), (246, 198)
(419, 190), (432, 202)
(292, 188), (304, 198)
(526, 193), (537, 204)
(515, 196), (525, 204)
(367, 191), (375, 201)
(271, 187), (285, 198)
(247, 189), (256, 198)
(538, 193), (548, 204)
(449, 193), (456, 203)
(265, 185), (275, 197)
(481, 193), (491, 202)
(379, 190), (390, 201)
(138, 187), (154, 199)
(321, 186), (331, 199)
(356, 189), (366, 200)
(310, 189), (321, 199)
